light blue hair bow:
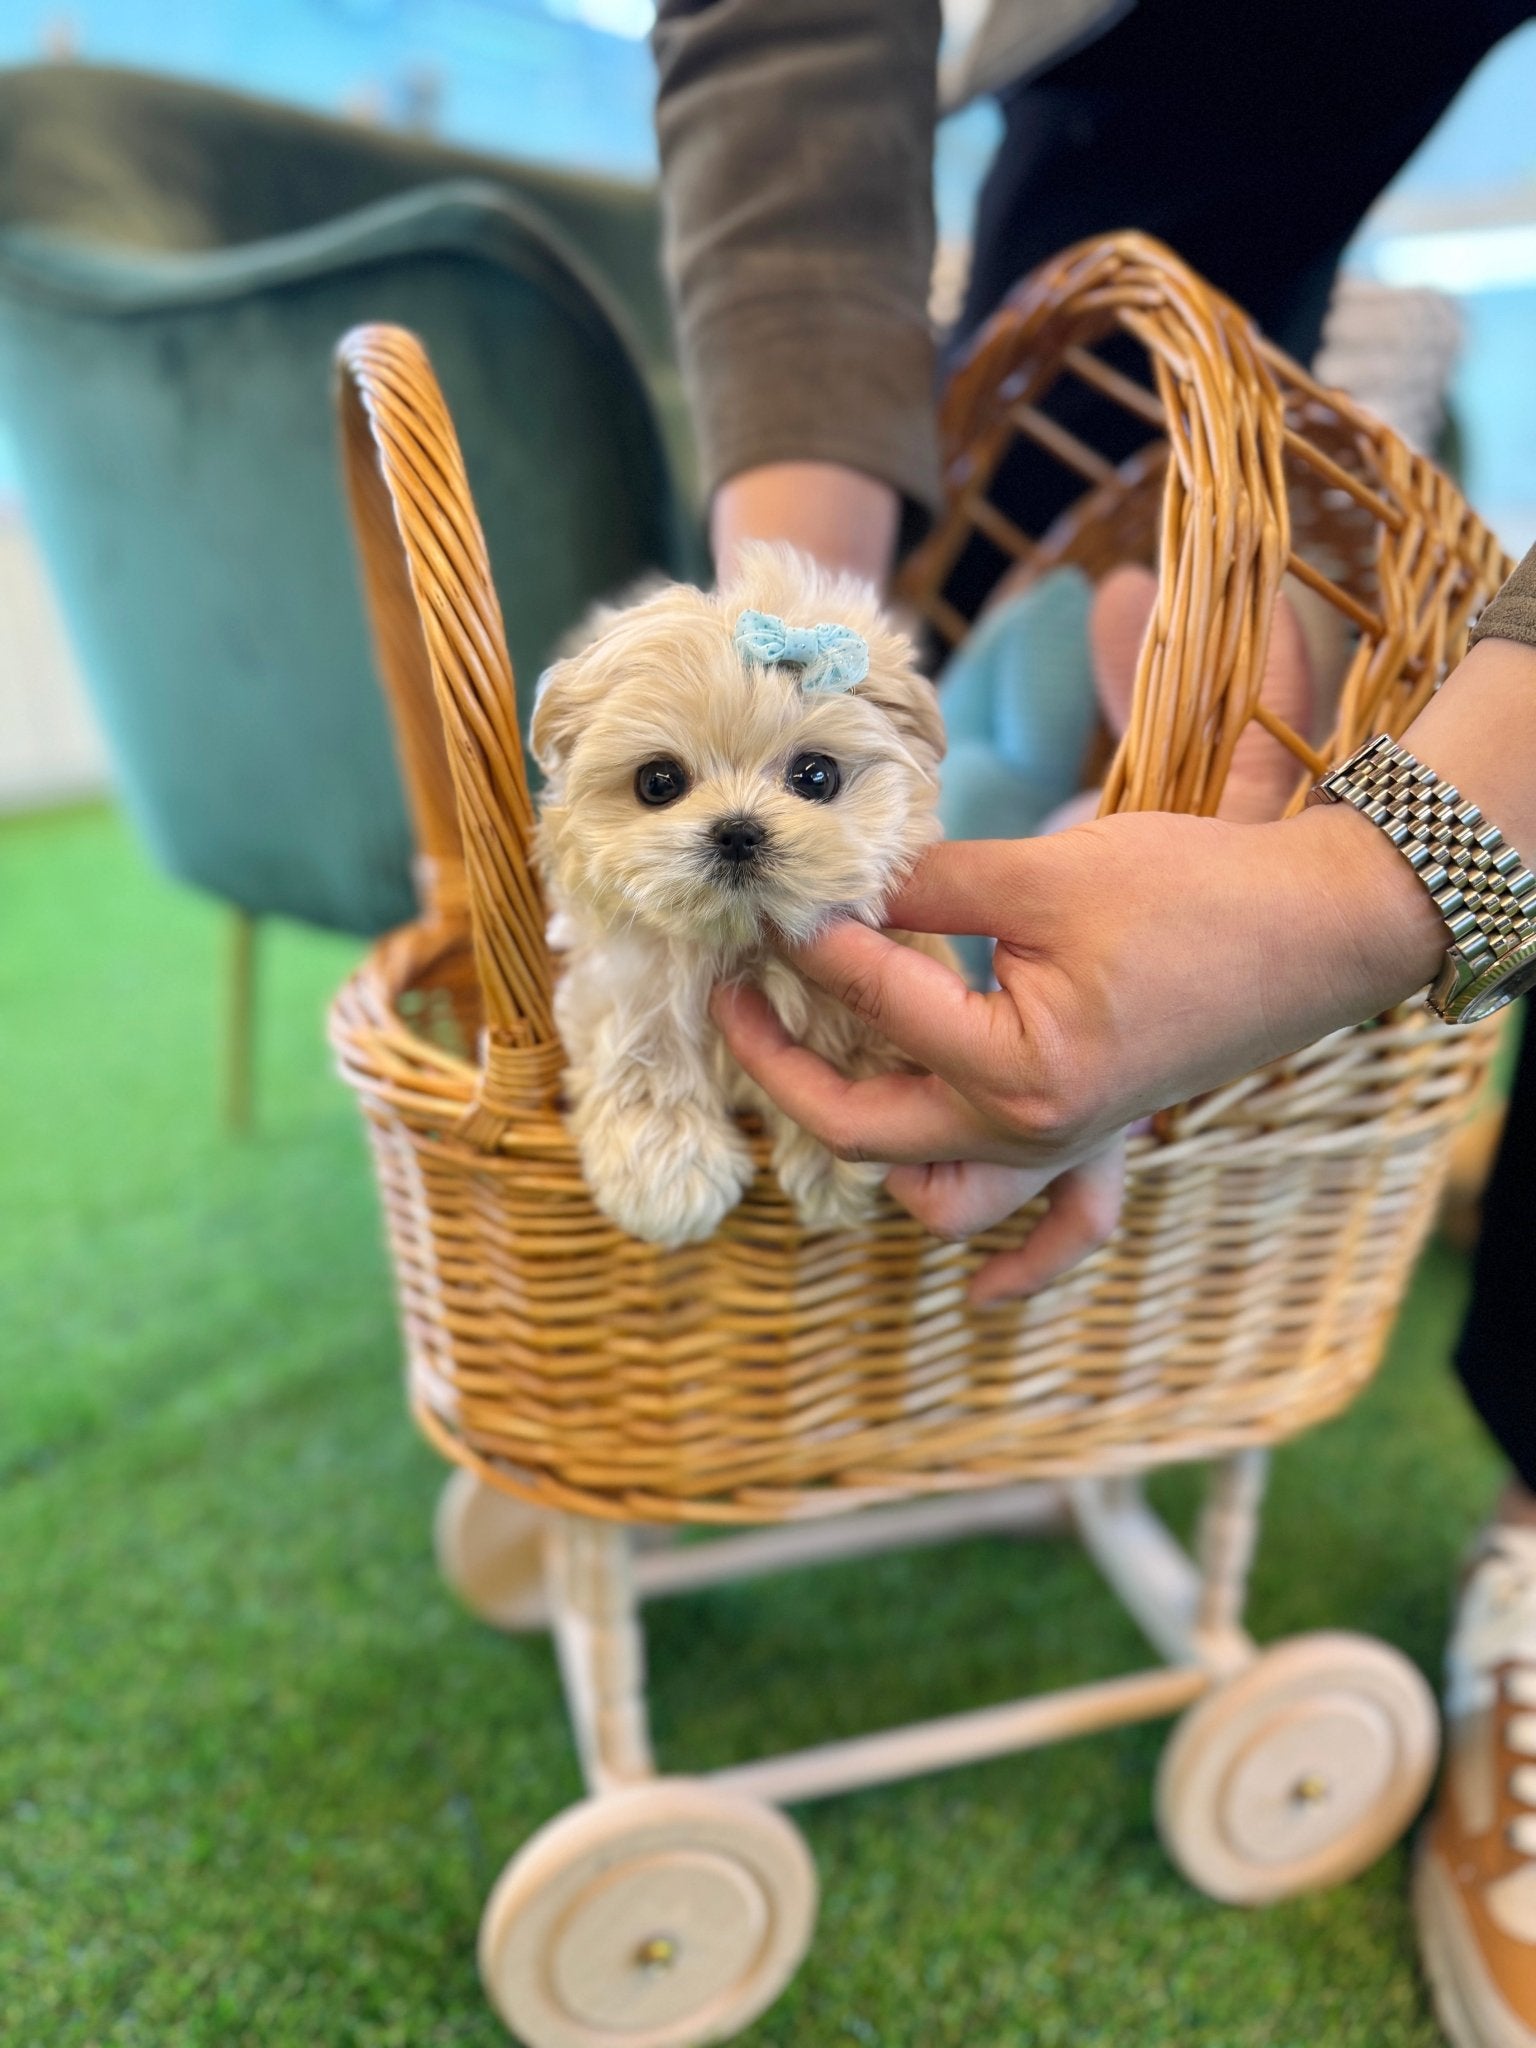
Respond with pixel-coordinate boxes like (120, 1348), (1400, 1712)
(733, 609), (870, 691)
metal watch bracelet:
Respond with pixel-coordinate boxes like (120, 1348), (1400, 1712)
(1306, 732), (1536, 1025)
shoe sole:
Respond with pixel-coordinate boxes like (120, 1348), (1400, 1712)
(1415, 1836), (1536, 2048)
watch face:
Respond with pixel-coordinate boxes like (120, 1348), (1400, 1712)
(1460, 942), (1536, 1023)
(1500, 956), (1536, 1007)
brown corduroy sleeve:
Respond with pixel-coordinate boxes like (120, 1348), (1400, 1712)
(651, 0), (944, 517)
(1470, 543), (1536, 651)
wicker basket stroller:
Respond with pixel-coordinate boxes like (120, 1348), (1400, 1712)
(330, 233), (1511, 2048)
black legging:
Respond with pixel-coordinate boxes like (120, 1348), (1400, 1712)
(958, 0), (1535, 1487)
(1456, 1019), (1536, 1490)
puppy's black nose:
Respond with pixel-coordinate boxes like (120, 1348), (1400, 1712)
(711, 816), (766, 864)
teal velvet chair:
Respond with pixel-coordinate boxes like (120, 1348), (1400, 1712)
(0, 63), (699, 1121)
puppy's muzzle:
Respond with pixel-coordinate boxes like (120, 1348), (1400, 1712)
(709, 815), (770, 877)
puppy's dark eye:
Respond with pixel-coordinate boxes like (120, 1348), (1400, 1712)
(787, 751), (841, 803)
(635, 758), (690, 807)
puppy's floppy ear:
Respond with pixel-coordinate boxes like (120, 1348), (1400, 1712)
(530, 654), (596, 781)
(854, 625), (947, 768)
(532, 574), (676, 779)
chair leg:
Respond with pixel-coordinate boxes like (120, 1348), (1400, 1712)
(223, 907), (258, 1133)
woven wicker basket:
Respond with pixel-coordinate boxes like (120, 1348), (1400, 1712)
(331, 233), (1509, 1529)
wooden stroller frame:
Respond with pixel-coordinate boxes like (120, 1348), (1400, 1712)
(531, 1464), (1263, 1805)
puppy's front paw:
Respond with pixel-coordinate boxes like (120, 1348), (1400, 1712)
(774, 1128), (885, 1232)
(580, 1105), (754, 1247)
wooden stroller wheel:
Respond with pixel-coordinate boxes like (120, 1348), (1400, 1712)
(1155, 1632), (1438, 1905)
(434, 1471), (676, 1631)
(479, 1781), (816, 2048)
(434, 1468), (549, 1631)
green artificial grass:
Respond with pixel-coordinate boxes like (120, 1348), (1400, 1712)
(1, 802), (1506, 2046)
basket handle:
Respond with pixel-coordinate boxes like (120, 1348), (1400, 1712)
(907, 233), (1297, 819)
(335, 324), (561, 1139)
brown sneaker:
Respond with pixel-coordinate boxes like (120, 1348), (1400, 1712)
(1417, 1527), (1536, 2047)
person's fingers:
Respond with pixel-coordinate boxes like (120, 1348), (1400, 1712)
(1219, 590), (1314, 824)
(711, 983), (992, 1163)
(884, 1159), (1048, 1239)
(967, 1138), (1127, 1305)
(785, 919), (994, 1077)
(1087, 564), (1158, 739)
(877, 838), (1046, 941)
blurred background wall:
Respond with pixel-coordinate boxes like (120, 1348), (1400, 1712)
(1, 0), (1534, 810)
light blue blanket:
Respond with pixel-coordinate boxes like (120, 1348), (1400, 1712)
(936, 567), (1098, 980)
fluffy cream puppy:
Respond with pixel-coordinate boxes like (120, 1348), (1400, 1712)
(532, 544), (955, 1246)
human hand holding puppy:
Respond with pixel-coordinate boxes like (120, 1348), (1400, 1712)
(714, 796), (1445, 1301)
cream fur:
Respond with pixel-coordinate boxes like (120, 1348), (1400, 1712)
(533, 544), (956, 1246)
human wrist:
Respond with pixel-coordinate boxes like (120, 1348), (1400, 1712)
(1225, 629), (1536, 1039)
(712, 462), (900, 585)
(1276, 799), (1450, 1022)
(1401, 636), (1536, 861)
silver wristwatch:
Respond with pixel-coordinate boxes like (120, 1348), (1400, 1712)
(1307, 732), (1536, 1025)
